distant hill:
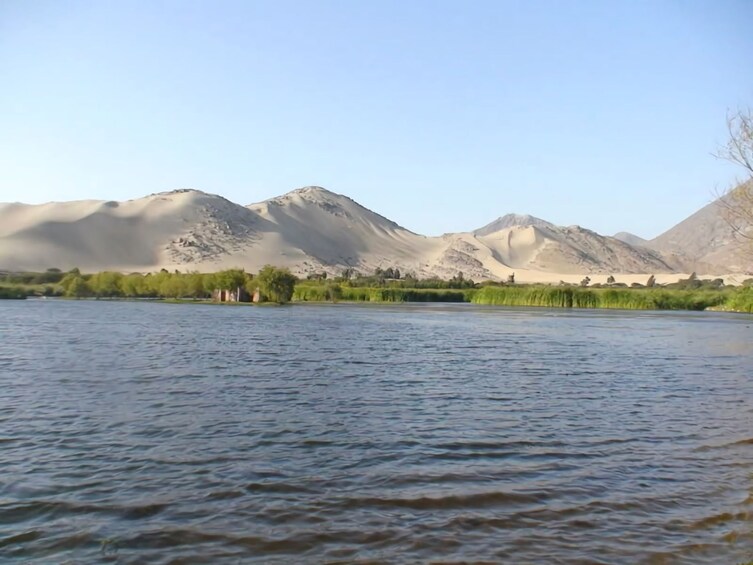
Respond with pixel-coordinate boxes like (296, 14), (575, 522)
(613, 232), (649, 248)
(0, 185), (742, 278)
(473, 213), (554, 236)
(473, 223), (672, 274)
(647, 192), (751, 273)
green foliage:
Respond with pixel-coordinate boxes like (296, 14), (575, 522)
(214, 269), (247, 292)
(293, 283), (475, 303)
(160, 272), (188, 299)
(293, 283), (343, 302)
(726, 287), (753, 313)
(315, 286), (474, 303)
(364, 288), (473, 302)
(120, 273), (147, 297)
(472, 286), (728, 311)
(0, 285), (27, 299)
(89, 271), (124, 297)
(255, 265), (297, 303)
(325, 282), (342, 302)
(5, 266), (753, 314)
(293, 285), (328, 302)
(0, 268), (64, 285)
(344, 274), (475, 289)
(65, 276), (92, 298)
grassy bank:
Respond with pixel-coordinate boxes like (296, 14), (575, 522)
(2, 267), (752, 313)
(294, 283), (753, 312)
(723, 287), (753, 313)
(471, 286), (730, 310)
(293, 284), (476, 303)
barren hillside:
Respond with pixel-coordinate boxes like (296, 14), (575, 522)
(0, 185), (743, 279)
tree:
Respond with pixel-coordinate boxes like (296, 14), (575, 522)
(65, 276), (91, 298)
(160, 273), (188, 298)
(121, 273), (148, 297)
(715, 109), (753, 254)
(255, 265), (297, 304)
(202, 273), (217, 295)
(89, 271), (123, 297)
(214, 269), (247, 292)
(186, 273), (207, 298)
(146, 271), (170, 296)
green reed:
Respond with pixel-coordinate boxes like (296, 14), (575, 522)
(725, 287), (753, 313)
(471, 286), (729, 311)
(293, 284), (475, 303)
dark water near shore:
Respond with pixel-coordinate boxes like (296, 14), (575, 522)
(2, 301), (753, 564)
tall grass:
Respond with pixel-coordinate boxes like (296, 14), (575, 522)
(294, 283), (748, 311)
(358, 288), (474, 302)
(341, 287), (475, 303)
(293, 284), (475, 303)
(472, 286), (728, 311)
(292, 285), (331, 302)
(726, 287), (753, 313)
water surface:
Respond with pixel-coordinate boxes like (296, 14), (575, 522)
(1, 301), (752, 564)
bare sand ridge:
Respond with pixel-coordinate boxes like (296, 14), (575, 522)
(0, 186), (748, 283)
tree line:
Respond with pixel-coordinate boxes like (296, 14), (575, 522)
(53, 266), (297, 303)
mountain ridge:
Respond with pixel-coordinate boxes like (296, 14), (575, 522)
(0, 186), (746, 278)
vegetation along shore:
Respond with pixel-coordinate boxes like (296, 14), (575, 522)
(2, 267), (752, 313)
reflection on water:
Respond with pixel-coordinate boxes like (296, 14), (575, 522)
(1, 301), (752, 564)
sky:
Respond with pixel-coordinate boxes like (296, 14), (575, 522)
(1, 0), (752, 238)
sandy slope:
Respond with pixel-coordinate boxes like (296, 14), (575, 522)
(647, 198), (752, 273)
(0, 186), (747, 283)
(0, 190), (261, 272)
(244, 186), (445, 276)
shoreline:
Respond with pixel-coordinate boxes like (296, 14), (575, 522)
(15, 292), (753, 314)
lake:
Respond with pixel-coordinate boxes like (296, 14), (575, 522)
(1, 300), (752, 564)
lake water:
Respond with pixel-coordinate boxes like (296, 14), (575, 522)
(1, 300), (752, 564)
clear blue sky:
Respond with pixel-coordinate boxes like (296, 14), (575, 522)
(1, 0), (751, 238)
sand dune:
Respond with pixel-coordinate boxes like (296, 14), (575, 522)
(0, 186), (747, 282)
(0, 190), (262, 272)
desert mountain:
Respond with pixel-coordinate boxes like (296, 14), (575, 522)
(646, 196), (751, 273)
(473, 223), (672, 275)
(613, 232), (649, 248)
(473, 214), (554, 236)
(244, 186), (439, 274)
(0, 185), (734, 279)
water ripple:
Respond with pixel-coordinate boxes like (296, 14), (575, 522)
(0, 300), (752, 564)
